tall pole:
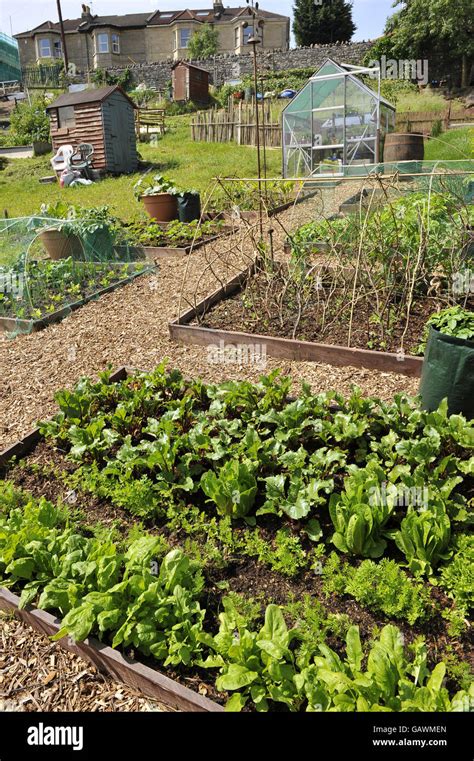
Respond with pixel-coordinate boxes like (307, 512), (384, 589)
(56, 0), (69, 73)
(247, 0), (263, 239)
(251, 41), (263, 237)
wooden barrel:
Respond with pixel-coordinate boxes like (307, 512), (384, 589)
(383, 133), (424, 163)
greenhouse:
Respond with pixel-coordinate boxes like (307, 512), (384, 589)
(282, 58), (396, 178)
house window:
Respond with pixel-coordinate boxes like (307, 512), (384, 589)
(111, 33), (120, 54)
(38, 38), (52, 57)
(234, 27), (240, 47)
(57, 106), (76, 129)
(97, 33), (109, 54)
(179, 28), (191, 48)
(53, 40), (62, 58)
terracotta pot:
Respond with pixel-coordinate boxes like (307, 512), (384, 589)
(39, 228), (83, 261)
(141, 193), (178, 222)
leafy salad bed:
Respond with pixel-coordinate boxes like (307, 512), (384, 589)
(124, 219), (225, 249)
(0, 257), (151, 323)
(1, 366), (473, 712)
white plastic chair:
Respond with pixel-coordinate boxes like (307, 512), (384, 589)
(50, 144), (74, 173)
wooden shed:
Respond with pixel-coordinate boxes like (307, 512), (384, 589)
(172, 62), (209, 106)
(46, 85), (138, 175)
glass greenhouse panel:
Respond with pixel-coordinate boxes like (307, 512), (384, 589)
(283, 113), (312, 148)
(311, 77), (345, 109)
(284, 85), (312, 113)
(312, 110), (344, 147)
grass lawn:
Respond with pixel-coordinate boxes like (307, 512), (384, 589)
(395, 90), (465, 113)
(0, 115), (282, 222)
(425, 127), (474, 161)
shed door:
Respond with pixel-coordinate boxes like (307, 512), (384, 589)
(103, 100), (131, 173)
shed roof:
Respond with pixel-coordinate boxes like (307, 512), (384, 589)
(46, 85), (136, 111)
(171, 61), (210, 74)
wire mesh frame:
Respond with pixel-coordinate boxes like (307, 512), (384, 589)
(0, 216), (153, 333)
(177, 166), (474, 357)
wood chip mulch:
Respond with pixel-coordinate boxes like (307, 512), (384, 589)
(0, 612), (173, 712)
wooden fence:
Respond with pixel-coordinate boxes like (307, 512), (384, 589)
(191, 101), (472, 148)
(396, 106), (473, 135)
(191, 101), (282, 147)
(135, 108), (166, 137)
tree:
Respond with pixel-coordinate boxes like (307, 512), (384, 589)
(376, 0), (473, 87)
(188, 24), (220, 59)
(293, 0), (356, 47)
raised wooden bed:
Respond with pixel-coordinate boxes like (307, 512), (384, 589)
(169, 264), (424, 378)
(0, 588), (221, 713)
(0, 365), (223, 712)
(0, 266), (155, 336)
(142, 229), (232, 260)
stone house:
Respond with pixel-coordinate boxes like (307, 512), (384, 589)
(14, 2), (290, 73)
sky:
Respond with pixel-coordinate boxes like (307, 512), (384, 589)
(1, 0), (396, 40)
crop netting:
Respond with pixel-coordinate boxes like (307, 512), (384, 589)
(0, 216), (154, 337)
(180, 162), (474, 358)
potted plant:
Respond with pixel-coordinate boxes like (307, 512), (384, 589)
(38, 202), (83, 261)
(134, 174), (179, 222)
(38, 204), (124, 262)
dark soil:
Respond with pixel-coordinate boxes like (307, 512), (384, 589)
(197, 269), (474, 355)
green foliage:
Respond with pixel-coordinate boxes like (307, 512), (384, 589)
(418, 307), (474, 354)
(8, 97), (50, 145)
(296, 624), (470, 712)
(0, 485), (206, 667)
(201, 460), (258, 520)
(0, 256), (141, 322)
(125, 218), (223, 248)
(438, 533), (474, 611)
(392, 507), (452, 576)
(291, 192), (474, 291)
(322, 554), (433, 625)
(1, 481), (471, 712)
(329, 463), (396, 558)
(381, 0), (474, 87)
(188, 24), (219, 59)
(241, 528), (308, 577)
(203, 600), (300, 711)
(293, 0), (356, 46)
(91, 68), (131, 89)
(133, 173), (180, 199)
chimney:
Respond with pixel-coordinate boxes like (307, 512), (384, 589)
(81, 4), (92, 20)
(213, 1), (224, 13)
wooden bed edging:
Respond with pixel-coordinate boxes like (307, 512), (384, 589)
(0, 588), (223, 713)
(169, 267), (424, 378)
(0, 267), (156, 335)
(143, 230), (233, 260)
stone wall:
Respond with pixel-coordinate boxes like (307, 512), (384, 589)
(106, 41), (376, 91)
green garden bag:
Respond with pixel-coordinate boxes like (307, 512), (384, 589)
(419, 327), (474, 419)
